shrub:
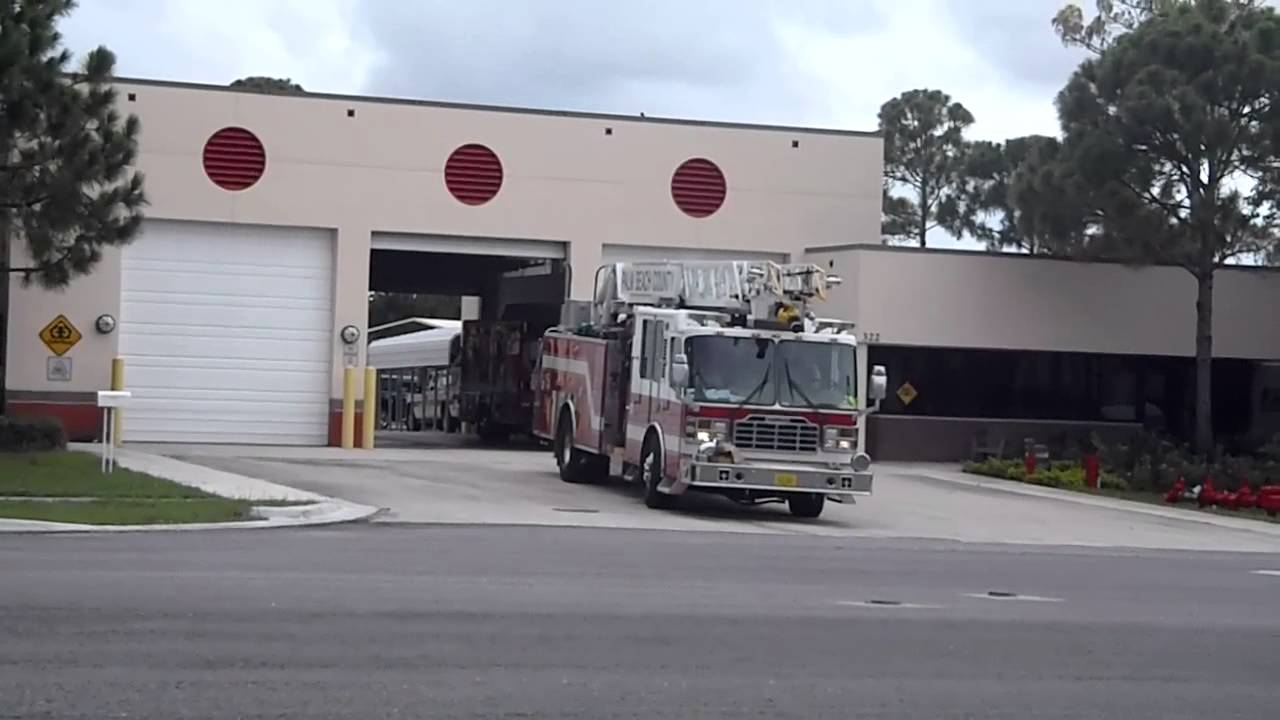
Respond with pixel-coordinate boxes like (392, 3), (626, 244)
(0, 416), (68, 452)
(1026, 466), (1086, 490)
(1099, 472), (1130, 492)
(964, 457), (1025, 480)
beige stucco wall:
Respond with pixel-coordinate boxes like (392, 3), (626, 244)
(806, 246), (1280, 360)
(5, 79), (883, 401)
(6, 241), (122, 394)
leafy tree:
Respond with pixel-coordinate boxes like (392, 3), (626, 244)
(1, 0), (145, 286)
(961, 136), (1059, 253)
(230, 76), (305, 95)
(0, 0), (146, 410)
(1022, 0), (1280, 453)
(878, 89), (976, 247)
(880, 182), (915, 244)
(1052, 0), (1188, 53)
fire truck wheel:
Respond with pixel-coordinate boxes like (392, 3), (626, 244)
(555, 410), (592, 483)
(787, 493), (825, 518)
(641, 439), (675, 509)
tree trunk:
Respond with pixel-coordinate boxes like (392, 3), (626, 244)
(1193, 270), (1214, 456)
(0, 220), (9, 415)
(917, 198), (928, 248)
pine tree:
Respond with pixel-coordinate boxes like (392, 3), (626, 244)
(0, 0), (147, 409)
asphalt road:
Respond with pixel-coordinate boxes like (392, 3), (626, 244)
(3, 526), (1279, 719)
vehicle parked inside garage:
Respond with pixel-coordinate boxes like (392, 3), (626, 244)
(532, 259), (888, 518)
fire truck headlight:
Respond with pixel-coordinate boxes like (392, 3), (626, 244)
(688, 418), (730, 442)
(852, 452), (872, 472)
(823, 425), (856, 451)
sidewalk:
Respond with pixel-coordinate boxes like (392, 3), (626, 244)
(0, 445), (381, 533)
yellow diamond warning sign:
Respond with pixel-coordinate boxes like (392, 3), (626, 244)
(39, 314), (82, 357)
(896, 381), (918, 406)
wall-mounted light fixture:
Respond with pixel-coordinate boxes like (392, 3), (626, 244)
(340, 325), (361, 345)
(95, 314), (117, 334)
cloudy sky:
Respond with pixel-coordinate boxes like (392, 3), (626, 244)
(60, 0), (1089, 142)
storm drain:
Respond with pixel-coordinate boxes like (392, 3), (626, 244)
(552, 508), (600, 514)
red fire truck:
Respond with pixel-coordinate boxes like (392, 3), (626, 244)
(532, 260), (888, 518)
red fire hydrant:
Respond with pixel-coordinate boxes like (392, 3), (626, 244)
(1083, 453), (1100, 490)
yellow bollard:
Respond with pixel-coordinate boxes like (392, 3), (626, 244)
(341, 367), (356, 449)
(110, 357), (125, 447)
(362, 367), (377, 450)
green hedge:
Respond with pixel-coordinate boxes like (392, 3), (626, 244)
(0, 416), (68, 452)
(963, 457), (1129, 492)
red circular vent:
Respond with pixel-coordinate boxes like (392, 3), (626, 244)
(671, 158), (726, 218)
(202, 127), (266, 191)
(444, 143), (503, 205)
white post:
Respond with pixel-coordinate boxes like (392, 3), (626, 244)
(97, 391), (131, 474)
(101, 408), (109, 473)
(857, 341), (870, 454)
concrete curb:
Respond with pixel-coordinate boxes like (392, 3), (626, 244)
(0, 446), (382, 534)
(0, 500), (382, 533)
(891, 463), (1280, 539)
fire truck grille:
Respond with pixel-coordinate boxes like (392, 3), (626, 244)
(732, 415), (820, 453)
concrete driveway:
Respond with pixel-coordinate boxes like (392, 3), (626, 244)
(147, 433), (1280, 552)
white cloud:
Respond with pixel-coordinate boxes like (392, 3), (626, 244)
(60, 0), (376, 93)
(60, 0), (1083, 141)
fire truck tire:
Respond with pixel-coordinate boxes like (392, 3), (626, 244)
(555, 410), (596, 483)
(787, 493), (825, 518)
(641, 438), (675, 509)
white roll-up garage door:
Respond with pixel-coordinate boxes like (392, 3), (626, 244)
(119, 220), (334, 445)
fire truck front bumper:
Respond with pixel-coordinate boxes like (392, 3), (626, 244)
(686, 461), (873, 497)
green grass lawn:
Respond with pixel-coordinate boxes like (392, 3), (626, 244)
(0, 450), (213, 498)
(0, 450), (252, 524)
(0, 498), (254, 525)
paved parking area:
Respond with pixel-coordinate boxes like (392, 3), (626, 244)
(144, 433), (1280, 552)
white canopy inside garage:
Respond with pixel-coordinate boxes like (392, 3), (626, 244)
(368, 325), (461, 370)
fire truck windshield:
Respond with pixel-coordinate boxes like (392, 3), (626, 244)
(778, 341), (857, 410)
(686, 336), (776, 404)
(685, 336), (857, 410)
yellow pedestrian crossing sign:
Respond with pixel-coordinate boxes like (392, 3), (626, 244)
(39, 314), (82, 356)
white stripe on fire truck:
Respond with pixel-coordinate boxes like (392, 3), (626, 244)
(541, 354), (604, 431)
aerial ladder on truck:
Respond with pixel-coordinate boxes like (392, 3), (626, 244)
(532, 259), (888, 519)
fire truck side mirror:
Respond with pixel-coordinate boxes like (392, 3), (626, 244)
(868, 365), (888, 402)
(670, 354), (690, 388)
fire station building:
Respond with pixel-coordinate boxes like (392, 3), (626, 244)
(4, 78), (1280, 458)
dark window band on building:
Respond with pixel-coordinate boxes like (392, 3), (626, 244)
(868, 345), (1258, 445)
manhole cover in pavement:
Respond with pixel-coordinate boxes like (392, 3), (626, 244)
(963, 591), (1064, 603)
(837, 600), (942, 609)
